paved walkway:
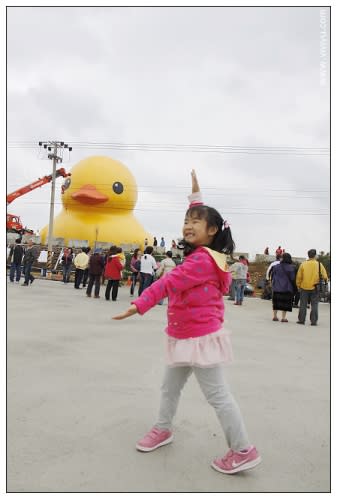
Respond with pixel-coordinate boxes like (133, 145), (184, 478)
(7, 279), (330, 492)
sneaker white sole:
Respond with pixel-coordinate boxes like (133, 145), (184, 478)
(211, 456), (262, 474)
(136, 435), (173, 452)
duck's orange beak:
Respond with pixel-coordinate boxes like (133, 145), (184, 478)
(71, 184), (109, 205)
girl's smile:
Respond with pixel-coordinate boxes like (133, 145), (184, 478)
(183, 215), (217, 246)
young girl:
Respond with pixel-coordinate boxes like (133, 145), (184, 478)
(113, 170), (261, 475)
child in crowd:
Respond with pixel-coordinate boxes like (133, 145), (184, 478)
(113, 170), (261, 475)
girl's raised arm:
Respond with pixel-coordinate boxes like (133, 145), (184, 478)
(191, 169), (200, 193)
(189, 169), (203, 206)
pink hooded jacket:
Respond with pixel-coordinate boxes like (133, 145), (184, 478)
(131, 246), (232, 339)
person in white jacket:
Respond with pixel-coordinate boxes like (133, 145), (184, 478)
(139, 246), (158, 295)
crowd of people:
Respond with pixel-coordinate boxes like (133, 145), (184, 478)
(8, 237), (180, 304)
(8, 233), (179, 285)
(262, 249), (329, 325)
(8, 234), (330, 327)
(8, 235), (329, 326)
(225, 244), (329, 327)
(8, 238), (38, 286)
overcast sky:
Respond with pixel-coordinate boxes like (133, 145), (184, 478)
(6, 6), (330, 258)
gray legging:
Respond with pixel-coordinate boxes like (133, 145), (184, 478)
(155, 365), (250, 452)
(298, 288), (320, 324)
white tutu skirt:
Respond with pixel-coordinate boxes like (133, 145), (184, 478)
(165, 328), (233, 368)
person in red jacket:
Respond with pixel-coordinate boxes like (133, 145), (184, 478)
(104, 246), (124, 301)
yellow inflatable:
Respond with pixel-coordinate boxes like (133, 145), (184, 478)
(40, 156), (152, 249)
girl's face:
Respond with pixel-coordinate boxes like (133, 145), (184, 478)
(183, 213), (217, 247)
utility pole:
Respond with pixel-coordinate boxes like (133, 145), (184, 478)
(38, 141), (72, 270)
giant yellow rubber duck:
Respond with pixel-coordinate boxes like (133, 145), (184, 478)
(40, 156), (152, 248)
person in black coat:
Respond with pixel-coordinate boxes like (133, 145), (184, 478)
(22, 240), (38, 286)
(9, 238), (25, 283)
(86, 250), (105, 298)
(81, 247), (91, 288)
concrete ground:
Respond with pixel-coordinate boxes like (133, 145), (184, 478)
(7, 278), (330, 493)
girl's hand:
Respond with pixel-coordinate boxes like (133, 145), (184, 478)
(112, 305), (138, 320)
(191, 169), (200, 193)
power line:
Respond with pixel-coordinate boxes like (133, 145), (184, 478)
(8, 139), (329, 150)
(7, 140), (330, 156)
(6, 181), (329, 193)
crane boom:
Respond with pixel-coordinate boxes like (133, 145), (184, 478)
(7, 167), (71, 205)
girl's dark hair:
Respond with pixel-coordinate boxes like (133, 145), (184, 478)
(282, 252), (293, 264)
(144, 246), (153, 255)
(178, 205), (235, 256)
(133, 248), (140, 258)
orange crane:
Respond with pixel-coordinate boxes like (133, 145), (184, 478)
(7, 167), (71, 235)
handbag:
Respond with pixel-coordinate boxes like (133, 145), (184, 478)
(315, 262), (325, 293)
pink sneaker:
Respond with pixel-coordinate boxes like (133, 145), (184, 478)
(136, 427), (173, 452)
(211, 446), (261, 474)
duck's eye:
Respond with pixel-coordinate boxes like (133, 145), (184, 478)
(112, 182), (123, 194)
(62, 177), (71, 192)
